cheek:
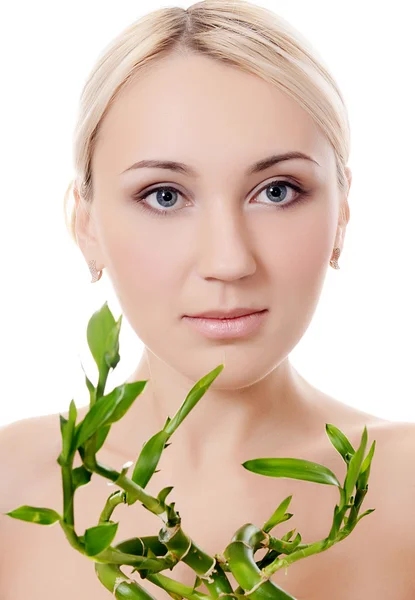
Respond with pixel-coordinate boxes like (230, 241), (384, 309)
(103, 221), (188, 354)
(263, 207), (334, 299)
(102, 217), (183, 311)
(254, 209), (334, 357)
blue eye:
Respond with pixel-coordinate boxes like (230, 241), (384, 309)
(131, 180), (310, 218)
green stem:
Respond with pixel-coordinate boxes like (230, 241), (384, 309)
(95, 562), (158, 600)
(82, 457), (166, 516)
(61, 464), (75, 526)
(95, 562), (229, 600)
(159, 523), (236, 599)
(99, 490), (126, 523)
(85, 365), (109, 469)
(347, 487), (367, 527)
(224, 524), (296, 600)
(146, 571), (217, 600)
(262, 485), (367, 578)
(94, 548), (174, 571)
(115, 536), (170, 557)
(59, 519), (85, 553)
(267, 535), (301, 555)
(262, 537), (333, 577)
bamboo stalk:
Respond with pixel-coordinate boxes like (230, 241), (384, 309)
(4, 302), (377, 600)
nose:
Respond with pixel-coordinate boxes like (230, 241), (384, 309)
(196, 206), (257, 282)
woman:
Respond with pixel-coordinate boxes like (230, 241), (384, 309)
(1, 1), (414, 598)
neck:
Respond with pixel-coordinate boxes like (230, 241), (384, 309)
(104, 350), (322, 473)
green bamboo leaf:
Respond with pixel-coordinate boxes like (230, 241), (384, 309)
(86, 302), (119, 373)
(95, 423), (111, 453)
(131, 430), (170, 488)
(325, 424), (355, 462)
(328, 503), (348, 540)
(104, 315), (122, 370)
(163, 364), (224, 436)
(68, 398), (77, 422)
(357, 440), (376, 490)
(58, 399), (78, 466)
(339, 486), (346, 509)
(343, 427), (368, 504)
(157, 486), (174, 505)
(5, 505), (61, 525)
(75, 381), (145, 449)
(109, 380), (147, 424)
(84, 521), (119, 556)
(355, 508), (376, 525)
(72, 465), (92, 490)
(80, 360), (95, 404)
(57, 415), (68, 466)
(262, 495), (293, 533)
(74, 387), (123, 448)
(281, 529), (297, 542)
(242, 457), (341, 487)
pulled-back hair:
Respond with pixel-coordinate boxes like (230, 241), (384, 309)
(64, 0), (350, 244)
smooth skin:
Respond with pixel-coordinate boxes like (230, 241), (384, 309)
(1, 52), (415, 599)
(75, 51), (360, 467)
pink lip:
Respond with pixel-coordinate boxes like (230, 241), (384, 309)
(189, 307), (265, 319)
(182, 309), (268, 339)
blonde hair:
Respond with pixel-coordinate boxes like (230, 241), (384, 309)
(64, 0), (350, 245)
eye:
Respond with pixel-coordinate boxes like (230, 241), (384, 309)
(131, 179), (310, 218)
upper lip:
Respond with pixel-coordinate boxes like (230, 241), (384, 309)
(185, 307), (266, 319)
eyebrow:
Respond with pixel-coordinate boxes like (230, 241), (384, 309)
(119, 151), (321, 177)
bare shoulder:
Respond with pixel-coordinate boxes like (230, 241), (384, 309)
(0, 407), (92, 578)
(360, 418), (415, 452)
(369, 419), (415, 560)
(0, 415), (59, 510)
(0, 412), (62, 579)
(343, 416), (415, 468)
(378, 418), (415, 441)
(315, 394), (415, 500)
(0, 405), (90, 509)
(349, 418), (415, 510)
(0, 409), (109, 599)
(316, 386), (414, 451)
(374, 418), (415, 473)
(0, 414), (60, 467)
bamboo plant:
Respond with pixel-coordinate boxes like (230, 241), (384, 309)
(5, 302), (376, 600)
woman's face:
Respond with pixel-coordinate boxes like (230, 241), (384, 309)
(78, 52), (350, 388)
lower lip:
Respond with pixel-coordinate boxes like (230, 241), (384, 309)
(182, 310), (268, 339)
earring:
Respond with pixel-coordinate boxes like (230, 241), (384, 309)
(330, 247), (341, 270)
(88, 259), (103, 283)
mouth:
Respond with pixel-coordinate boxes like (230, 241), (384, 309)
(184, 308), (267, 319)
(182, 309), (269, 339)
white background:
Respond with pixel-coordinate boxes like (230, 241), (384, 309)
(0, 1), (413, 427)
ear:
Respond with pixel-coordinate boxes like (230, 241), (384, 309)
(333, 166), (352, 254)
(73, 185), (105, 271)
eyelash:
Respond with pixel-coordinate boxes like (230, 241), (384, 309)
(131, 179), (311, 218)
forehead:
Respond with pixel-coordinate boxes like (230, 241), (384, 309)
(94, 53), (333, 177)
